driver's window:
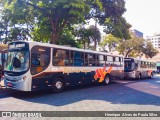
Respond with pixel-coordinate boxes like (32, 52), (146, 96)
(31, 46), (50, 75)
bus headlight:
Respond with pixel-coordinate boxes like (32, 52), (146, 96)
(23, 76), (27, 80)
(18, 76), (27, 82)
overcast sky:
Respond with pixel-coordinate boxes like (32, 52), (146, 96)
(124, 0), (160, 37)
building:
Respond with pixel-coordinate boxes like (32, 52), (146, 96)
(130, 29), (143, 38)
(146, 34), (160, 49)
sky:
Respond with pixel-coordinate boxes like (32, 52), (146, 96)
(123, 0), (160, 37)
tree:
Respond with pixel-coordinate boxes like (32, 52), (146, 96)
(27, 0), (90, 44)
(74, 25), (101, 50)
(0, 9), (12, 43)
(57, 28), (80, 48)
(104, 17), (131, 40)
(88, 0), (131, 40)
(88, 25), (101, 51)
(100, 34), (121, 52)
(0, 0), (131, 47)
(142, 41), (159, 58)
(74, 25), (91, 49)
(117, 37), (159, 58)
(0, 0), (35, 43)
(0, 0), (91, 44)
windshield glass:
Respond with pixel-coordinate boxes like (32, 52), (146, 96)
(124, 61), (135, 71)
(4, 51), (29, 72)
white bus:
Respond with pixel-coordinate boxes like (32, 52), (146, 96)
(124, 57), (156, 79)
(4, 41), (124, 92)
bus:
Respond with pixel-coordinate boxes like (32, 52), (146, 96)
(4, 41), (124, 92)
(0, 44), (7, 80)
(124, 57), (156, 79)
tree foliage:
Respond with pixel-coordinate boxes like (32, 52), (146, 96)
(142, 41), (159, 58)
(117, 37), (159, 58)
(0, 0), (130, 50)
(88, 25), (101, 50)
(74, 25), (91, 49)
(100, 34), (121, 52)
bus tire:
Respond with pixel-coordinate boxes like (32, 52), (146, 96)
(149, 72), (153, 78)
(52, 77), (64, 93)
(103, 74), (110, 85)
(138, 74), (141, 80)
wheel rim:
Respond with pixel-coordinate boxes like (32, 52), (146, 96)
(105, 77), (109, 84)
(55, 81), (62, 89)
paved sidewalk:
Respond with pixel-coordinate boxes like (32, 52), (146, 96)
(0, 79), (5, 87)
(0, 79), (8, 93)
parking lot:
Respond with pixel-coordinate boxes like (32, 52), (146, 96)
(0, 74), (160, 112)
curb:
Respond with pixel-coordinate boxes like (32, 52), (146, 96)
(0, 85), (9, 93)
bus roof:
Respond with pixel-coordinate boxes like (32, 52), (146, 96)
(124, 57), (156, 63)
(9, 41), (124, 57)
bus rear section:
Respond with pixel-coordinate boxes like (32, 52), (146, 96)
(124, 58), (156, 79)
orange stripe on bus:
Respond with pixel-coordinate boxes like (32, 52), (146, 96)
(107, 67), (113, 74)
(99, 68), (105, 79)
(94, 66), (113, 83)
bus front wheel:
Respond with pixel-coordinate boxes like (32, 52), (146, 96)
(52, 77), (64, 93)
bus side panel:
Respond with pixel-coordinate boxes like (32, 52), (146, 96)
(110, 70), (124, 79)
(31, 68), (123, 91)
(31, 72), (96, 91)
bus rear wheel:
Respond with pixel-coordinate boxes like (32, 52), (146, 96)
(103, 75), (110, 85)
(149, 72), (153, 78)
(52, 77), (64, 93)
(138, 74), (141, 80)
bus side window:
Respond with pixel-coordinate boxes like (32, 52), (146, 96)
(53, 49), (69, 66)
(84, 53), (88, 66)
(88, 53), (96, 66)
(71, 51), (84, 66)
(31, 46), (50, 75)
(98, 55), (105, 66)
(106, 56), (113, 67)
(113, 57), (121, 67)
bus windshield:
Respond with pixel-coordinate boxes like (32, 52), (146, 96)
(4, 51), (29, 72)
(124, 61), (135, 71)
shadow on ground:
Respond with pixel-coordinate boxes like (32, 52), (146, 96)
(1, 78), (159, 107)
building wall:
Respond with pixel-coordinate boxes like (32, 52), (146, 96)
(131, 29), (143, 38)
(146, 35), (160, 49)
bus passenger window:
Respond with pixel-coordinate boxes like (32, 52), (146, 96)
(106, 56), (113, 67)
(71, 51), (84, 66)
(53, 49), (69, 66)
(88, 54), (96, 66)
(98, 55), (105, 66)
(31, 46), (50, 75)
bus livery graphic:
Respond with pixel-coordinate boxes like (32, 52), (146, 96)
(94, 66), (113, 82)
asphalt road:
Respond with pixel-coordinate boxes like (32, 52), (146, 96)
(0, 75), (160, 112)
